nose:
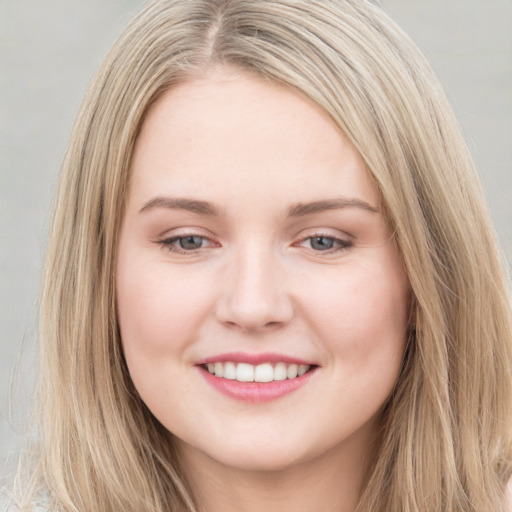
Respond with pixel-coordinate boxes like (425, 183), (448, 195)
(215, 246), (294, 332)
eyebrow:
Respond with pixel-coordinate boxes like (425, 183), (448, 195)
(287, 197), (379, 216)
(139, 196), (220, 216)
(139, 195), (379, 217)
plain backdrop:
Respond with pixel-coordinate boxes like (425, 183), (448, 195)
(1, 0), (511, 476)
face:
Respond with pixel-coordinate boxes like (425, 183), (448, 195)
(117, 68), (410, 474)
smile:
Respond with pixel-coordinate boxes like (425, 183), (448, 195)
(197, 354), (318, 402)
(204, 362), (311, 382)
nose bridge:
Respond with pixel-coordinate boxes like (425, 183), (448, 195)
(216, 241), (293, 331)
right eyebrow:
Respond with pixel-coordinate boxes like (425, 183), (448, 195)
(139, 196), (220, 216)
(287, 197), (379, 217)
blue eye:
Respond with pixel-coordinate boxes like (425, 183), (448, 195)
(302, 236), (352, 252)
(176, 235), (205, 250)
(309, 236), (335, 251)
(160, 235), (209, 253)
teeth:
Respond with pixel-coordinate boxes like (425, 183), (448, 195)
(255, 363), (273, 382)
(298, 364), (309, 376)
(287, 364), (298, 379)
(224, 362), (236, 380)
(205, 362), (312, 382)
(274, 362), (287, 381)
(236, 363), (254, 382)
(214, 362), (224, 378)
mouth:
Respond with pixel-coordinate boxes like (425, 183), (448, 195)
(196, 354), (318, 402)
(202, 361), (313, 383)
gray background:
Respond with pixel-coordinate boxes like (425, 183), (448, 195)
(1, 0), (511, 475)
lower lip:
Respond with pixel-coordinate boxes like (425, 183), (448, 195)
(198, 366), (316, 403)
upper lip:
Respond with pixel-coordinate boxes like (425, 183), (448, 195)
(195, 351), (317, 366)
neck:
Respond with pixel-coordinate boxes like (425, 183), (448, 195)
(178, 430), (375, 512)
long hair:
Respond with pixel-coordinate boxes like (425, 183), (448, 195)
(14, 0), (512, 510)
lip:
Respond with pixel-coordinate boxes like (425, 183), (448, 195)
(195, 351), (316, 366)
(195, 352), (318, 403)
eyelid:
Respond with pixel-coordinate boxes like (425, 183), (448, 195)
(292, 228), (354, 254)
(155, 224), (214, 239)
(292, 226), (353, 242)
(155, 227), (221, 255)
(297, 235), (352, 250)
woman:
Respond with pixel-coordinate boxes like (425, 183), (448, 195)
(6, 0), (512, 510)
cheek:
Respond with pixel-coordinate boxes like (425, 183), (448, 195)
(116, 257), (214, 360)
(115, 258), (216, 417)
(301, 260), (410, 369)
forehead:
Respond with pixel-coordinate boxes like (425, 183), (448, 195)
(129, 69), (380, 212)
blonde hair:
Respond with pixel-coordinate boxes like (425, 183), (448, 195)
(14, 0), (512, 510)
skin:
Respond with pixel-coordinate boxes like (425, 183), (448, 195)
(116, 67), (411, 512)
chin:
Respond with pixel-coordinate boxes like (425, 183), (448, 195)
(212, 448), (309, 473)
(179, 432), (316, 474)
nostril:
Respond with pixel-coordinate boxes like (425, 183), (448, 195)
(215, 288), (294, 332)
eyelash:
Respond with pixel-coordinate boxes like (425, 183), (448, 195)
(158, 235), (215, 255)
(157, 234), (353, 255)
(296, 235), (353, 253)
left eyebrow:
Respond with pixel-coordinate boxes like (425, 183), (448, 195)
(287, 197), (379, 217)
(139, 196), (220, 216)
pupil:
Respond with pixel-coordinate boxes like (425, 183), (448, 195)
(179, 236), (203, 250)
(311, 236), (334, 250)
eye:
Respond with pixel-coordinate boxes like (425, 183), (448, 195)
(175, 235), (205, 250)
(158, 235), (215, 254)
(299, 235), (352, 253)
(309, 236), (336, 251)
